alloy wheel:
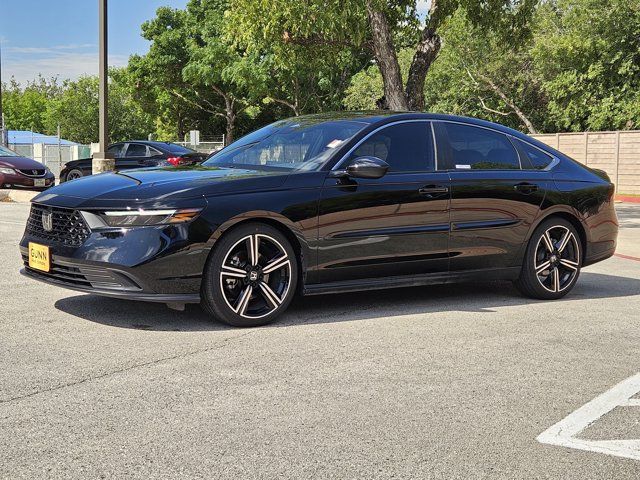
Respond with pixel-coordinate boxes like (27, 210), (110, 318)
(219, 233), (292, 319)
(534, 225), (580, 293)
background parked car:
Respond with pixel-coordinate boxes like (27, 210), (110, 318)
(0, 145), (55, 191)
(59, 141), (208, 183)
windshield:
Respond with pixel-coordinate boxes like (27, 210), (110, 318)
(0, 146), (19, 157)
(203, 120), (367, 171)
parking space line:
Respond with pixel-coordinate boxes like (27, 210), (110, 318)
(538, 373), (640, 461)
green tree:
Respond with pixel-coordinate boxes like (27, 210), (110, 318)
(532, 0), (640, 131)
(2, 76), (60, 133)
(230, 0), (537, 111)
(43, 70), (154, 144)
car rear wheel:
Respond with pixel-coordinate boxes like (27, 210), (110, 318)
(201, 222), (298, 327)
(65, 169), (84, 181)
(515, 218), (582, 300)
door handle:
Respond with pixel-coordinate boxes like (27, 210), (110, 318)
(419, 185), (449, 195)
(514, 182), (539, 194)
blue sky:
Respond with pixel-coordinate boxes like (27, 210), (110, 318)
(1, 0), (188, 84)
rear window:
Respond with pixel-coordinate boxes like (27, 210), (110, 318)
(0, 146), (18, 157)
(163, 143), (195, 154)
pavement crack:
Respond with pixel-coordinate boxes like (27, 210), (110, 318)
(0, 329), (256, 406)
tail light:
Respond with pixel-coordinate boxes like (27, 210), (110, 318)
(167, 156), (183, 166)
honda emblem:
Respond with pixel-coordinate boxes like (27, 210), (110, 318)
(42, 211), (53, 232)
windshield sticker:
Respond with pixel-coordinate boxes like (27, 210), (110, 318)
(456, 164), (472, 170)
(327, 139), (343, 149)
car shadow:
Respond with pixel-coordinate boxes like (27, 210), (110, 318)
(53, 271), (640, 332)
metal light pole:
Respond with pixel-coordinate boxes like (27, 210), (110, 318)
(92, 0), (114, 174)
(0, 40), (7, 147)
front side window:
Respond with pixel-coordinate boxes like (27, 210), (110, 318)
(204, 120), (366, 171)
(514, 139), (553, 170)
(350, 122), (434, 172)
(435, 123), (520, 170)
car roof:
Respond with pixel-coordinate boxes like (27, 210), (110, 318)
(112, 141), (179, 147)
(291, 111), (529, 137)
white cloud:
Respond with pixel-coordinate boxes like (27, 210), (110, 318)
(2, 44), (127, 85)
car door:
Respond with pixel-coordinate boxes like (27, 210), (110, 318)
(433, 121), (550, 272)
(118, 143), (150, 170)
(316, 120), (450, 283)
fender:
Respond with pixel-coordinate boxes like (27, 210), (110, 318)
(205, 209), (314, 280)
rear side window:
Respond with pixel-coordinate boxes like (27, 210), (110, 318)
(434, 123), (520, 170)
(351, 122), (434, 172)
(126, 144), (148, 157)
(514, 139), (553, 170)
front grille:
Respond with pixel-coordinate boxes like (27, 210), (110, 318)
(17, 169), (45, 177)
(26, 204), (91, 247)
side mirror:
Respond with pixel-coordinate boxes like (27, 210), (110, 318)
(344, 156), (389, 179)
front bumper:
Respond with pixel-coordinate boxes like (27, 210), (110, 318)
(1, 173), (55, 189)
(20, 267), (200, 303)
(19, 216), (212, 302)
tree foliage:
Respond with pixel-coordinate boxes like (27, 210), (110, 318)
(4, 0), (639, 141)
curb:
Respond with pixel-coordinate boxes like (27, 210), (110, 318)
(615, 253), (640, 262)
(615, 195), (640, 204)
(0, 189), (39, 203)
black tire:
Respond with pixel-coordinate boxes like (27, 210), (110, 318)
(65, 169), (84, 182)
(201, 222), (298, 327)
(515, 217), (582, 300)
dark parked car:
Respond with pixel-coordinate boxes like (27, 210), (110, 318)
(0, 145), (55, 191)
(59, 141), (208, 182)
(20, 112), (618, 327)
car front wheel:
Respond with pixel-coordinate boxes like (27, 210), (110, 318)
(515, 218), (582, 300)
(201, 222), (298, 327)
(65, 169), (84, 182)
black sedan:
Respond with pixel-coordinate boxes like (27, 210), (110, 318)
(20, 112), (618, 327)
(0, 145), (55, 191)
(59, 141), (207, 182)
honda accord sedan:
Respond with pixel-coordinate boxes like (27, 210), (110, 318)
(1, 145), (55, 191)
(19, 112), (618, 327)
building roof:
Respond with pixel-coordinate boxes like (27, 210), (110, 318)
(8, 130), (77, 146)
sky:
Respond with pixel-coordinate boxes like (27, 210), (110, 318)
(1, 0), (430, 85)
(0, 0), (188, 85)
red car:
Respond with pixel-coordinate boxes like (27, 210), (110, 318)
(0, 145), (55, 191)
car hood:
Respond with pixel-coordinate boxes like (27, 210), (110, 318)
(32, 165), (289, 209)
(0, 156), (45, 169)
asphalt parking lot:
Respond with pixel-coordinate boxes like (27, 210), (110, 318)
(1, 201), (640, 479)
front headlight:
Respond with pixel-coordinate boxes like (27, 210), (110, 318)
(84, 208), (203, 229)
(0, 167), (15, 175)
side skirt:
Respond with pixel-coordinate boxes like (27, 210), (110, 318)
(302, 267), (521, 296)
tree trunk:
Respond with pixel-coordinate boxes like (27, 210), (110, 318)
(223, 95), (236, 145)
(365, 1), (408, 111)
(406, 0), (441, 111)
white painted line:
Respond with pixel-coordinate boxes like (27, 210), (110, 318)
(538, 373), (640, 461)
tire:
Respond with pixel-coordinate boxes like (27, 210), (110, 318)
(514, 217), (582, 300)
(201, 222), (298, 327)
(65, 169), (84, 182)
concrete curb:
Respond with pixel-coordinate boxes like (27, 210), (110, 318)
(0, 189), (39, 203)
(616, 195), (640, 204)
